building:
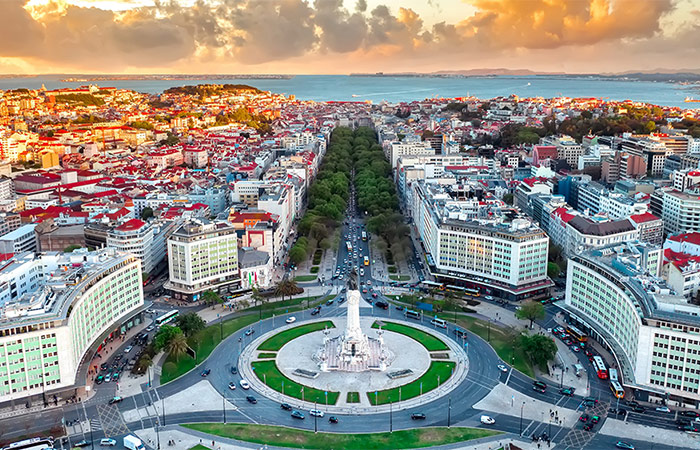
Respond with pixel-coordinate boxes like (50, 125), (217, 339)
(658, 189), (700, 236)
(564, 242), (700, 407)
(34, 219), (86, 252)
(165, 219), (239, 301)
(565, 215), (639, 256)
(412, 181), (552, 301)
(629, 213), (664, 246)
(387, 141), (435, 168)
(106, 219), (174, 274)
(0, 224), (37, 254)
(0, 248), (144, 403)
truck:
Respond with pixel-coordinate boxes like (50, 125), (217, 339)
(123, 435), (145, 450)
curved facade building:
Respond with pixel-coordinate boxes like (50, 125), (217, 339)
(0, 248), (144, 402)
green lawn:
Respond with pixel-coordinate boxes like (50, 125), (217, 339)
(371, 321), (449, 351)
(258, 321), (335, 351)
(183, 424), (501, 450)
(251, 360), (339, 405)
(367, 361), (456, 405)
(347, 391), (360, 403)
(448, 315), (534, 378)
(160, 295), (330, 384)
(257, 353), (277, 359)
(389, 275), (411, 281)
(187, 446), (211, 450)
(294, 275), (318, 282)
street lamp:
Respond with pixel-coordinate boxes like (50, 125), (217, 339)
(447, 397), (451, 428)
(519, 402), (525, 436)
(314, 398), (318, 434)
(223, 394), (226, 424)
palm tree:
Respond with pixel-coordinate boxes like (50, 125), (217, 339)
(167, 333), (188, 362)
(275, 280), (300, 303)
(251, 287), (266, 320)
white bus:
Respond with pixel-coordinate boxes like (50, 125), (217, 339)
(155, 310), (179, 327)
(592, 356), (608, 379)
(2, 437), (54, 450)
(346, 241), (352, 252)
(609, 368), (619, 383)
(610, 380), (625, 399)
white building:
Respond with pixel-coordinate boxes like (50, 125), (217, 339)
(0, 223), (37, 254)
(658, 189), (700, 235)
(106, 219), (175, 274)
(387, 141), (435, 168)
(166, 219), (239, 301)
(0, 249), (144, 402)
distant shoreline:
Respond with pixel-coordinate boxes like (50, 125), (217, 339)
(0, 74), (294, 81)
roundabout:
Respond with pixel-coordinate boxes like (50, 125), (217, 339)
(237, 292), (469, 413)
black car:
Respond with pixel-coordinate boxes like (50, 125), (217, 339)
(246, 396), (257, 404)
(583, 423), (594, 431)
(676, 418), (692, 426)
(291, 410), (305, 419)
(230, 366), (238, 375)
(337, 297), (346, 305)
(326, 299), (334, 306)
(680, 410), (700, 418)
(311, 307), (321, 316)
(375, 301), (389, 310)
(411, 413), (426, 420)
(74, 441), (89, 448)
(632, 405), (646, 413)
(329, 416), (338, 423)
(533, 381), (547, 393)
(200, 368), (211, 377)
(281, 403), (293, 411)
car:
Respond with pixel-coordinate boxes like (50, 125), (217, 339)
(338, 297), (346, 305)
(104, 374), (111, 383)
(230, 366), (238, 375)
(146, 308), (156, 314)
(291, 410), (305, 419)
(96, 375), (104, 385)
(372, 292), (378, 298)
(108, 396), (123, 405)
(286, 316), (297, 324)
(311, 307), (321, 316)
(497, 364), (508, 373)
(200, 368), (211, 377)
(615, 441), (635, 450)
(583, 423), (594, 431)
(74, 440), (89, 447)
(329, 416), (339, 423)
(309, 409), (324, 418)
(680, 410), (700, 418)
(326, 299), (334, 306)
(240, 379), (250, 389)
(480, 415), (496, 425)
(411, 413), (426, 420)
(681, 424), (700, 432)
(454, 328), (468, 338)
(483, 295), (494, 300)
(146, 325), (155, 332)
(112, 372), (120, 382)
(583, 397), (598, 407)
(281, 403), (293, 411)
(99, 438), (116, 446)
(632, 405), (646, 413)
(584, 349), (593, 357)
(656, 406), (671, 413)
(591, 415), (600, 424)
(532, 381), (547, 393)
(559, 387), (575, 396)
(124, 345), (133, 353)
(245, 328), (255, 336)
(677, 418), (692, 426)
(246, 395), (257, 404)
(572, 346), (580, 352)
(579, 414), (590, 422)
(100, 362), (108, 371)
(362, 288), (368, 294)
(367, 280), (372, 285)
(228, 382), (237, 390)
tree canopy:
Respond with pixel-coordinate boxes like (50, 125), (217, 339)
(520, 334), (558, 370)
(175, 312), (206, 337)
(515, 301), (546, 329)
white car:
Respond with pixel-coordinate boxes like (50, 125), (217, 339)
(655, 406), (671, 413)
(99, 438), (117, 446)
(309, 409), (324, 418)
(286, 316), (297, 324)
(497, 364), (509, 373)
(480, 415), (496, 425)
(240, 379), (250, 390)
(124, 345), (133, 353)
(228, 382), (237, 390)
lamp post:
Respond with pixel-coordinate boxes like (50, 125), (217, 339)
(223, 394), (226, 424)
(447, 397), (452, 428)
(162, 397), (166, 426)
(519, 402), (525, 436)
(560, 365), (565, 388)
(389, 397), (393, 433)
(314, 399), (318, 434)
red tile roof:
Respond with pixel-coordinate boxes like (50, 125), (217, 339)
(629, 212), (661, 224)
(667, 232), (700, 245)
(115, 218), (146, 231)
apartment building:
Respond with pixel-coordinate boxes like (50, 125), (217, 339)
(565, 242), (700, 406)
(0, 224), (37, 254)
(657, 189), (700, 236)
(106, 219), (175, 274)
(166, 219), (239, 301)
(0, 249), (144, 402)
(387, 141), (435, 168)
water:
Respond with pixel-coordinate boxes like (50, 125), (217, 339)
(0, 74), (697, 108)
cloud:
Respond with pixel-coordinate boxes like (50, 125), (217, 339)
(314, 0), (368, 53)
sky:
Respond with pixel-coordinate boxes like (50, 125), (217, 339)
(0, 0), (699, 75)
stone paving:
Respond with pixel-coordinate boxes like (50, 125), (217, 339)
(599, 417), (700, 448)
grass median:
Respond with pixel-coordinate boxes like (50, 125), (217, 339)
(389, 275), (411, 281)
(160, 295), (330, 384)
(367, 361), (456, 405)
(251, 360), (339, 405)
(371, 321), (449, 351)
(183, 424), (500, 450)
(257, 321), (335, 351)
(294, 275), (318, 282)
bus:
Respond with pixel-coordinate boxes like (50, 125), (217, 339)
(364, 256), (369, 266)
(155, 310), (179, 327)
(405, 309), (421, 320)
(592, 356), (608, 379)
(609, 368), (619, 383)
(346, 241), (352, 252)
(420, 281), (445, 291)
(361, 231), (367, 241)
(566, 325), (588, 342)
(610, 380), (625, 399)
(464, 287), (480, 297)
(2, 437), (54, 450)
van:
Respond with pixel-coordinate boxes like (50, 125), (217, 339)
(123, 435), (145, 450)
(574, 364), (584, 377)
(430, 318), (448, 329)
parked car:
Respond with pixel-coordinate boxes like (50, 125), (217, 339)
(680, 410), (700, 418)
(615, 441), (635, 449)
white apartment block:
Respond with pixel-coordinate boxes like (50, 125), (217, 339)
(106, 219), (174, 274)
(599, 193), (648, 220)
(166, 219), (239, 301)
(387, 141), (435, 168)
(659, 189), (700, 236)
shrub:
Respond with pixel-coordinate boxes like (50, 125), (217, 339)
(310, 266), (320, 273)
(388, 266), (397, 273)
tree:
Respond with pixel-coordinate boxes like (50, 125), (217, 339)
(275, 280), (300, 302)
(520, 334), (558, 370)
(175, 312), (206, 337)
(167, 332), (189, 362)
(515, 301), (546, 329)
(547, 262), (560, 279)
(64, 244), (82, 253)
(141, 207), (154, 220)
(288, 245), (307, 265)
(202, 290), (222, 307)
(154, 325), (183, 351)
(251, 287), (266, 319)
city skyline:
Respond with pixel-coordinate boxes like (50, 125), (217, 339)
(1, 0), (699, 75)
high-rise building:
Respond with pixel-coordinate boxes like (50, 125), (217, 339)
(0, 249), (144, 402)
(166, 219), (239, 301)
